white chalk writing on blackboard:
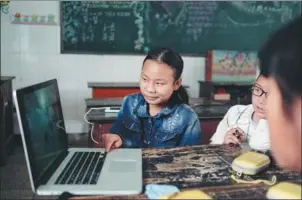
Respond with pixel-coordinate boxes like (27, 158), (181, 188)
(102, 22), (115, 42)
(62, 1), (301, 54)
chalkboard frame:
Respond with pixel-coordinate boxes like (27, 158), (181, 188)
(60, 1), (302, 57)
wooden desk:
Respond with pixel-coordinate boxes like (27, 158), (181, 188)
(198, 81), (252, 105)
(70, 184), (302, 200)
(68, 145), (301, 200)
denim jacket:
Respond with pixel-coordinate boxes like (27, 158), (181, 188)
(109, 93), (202, 148)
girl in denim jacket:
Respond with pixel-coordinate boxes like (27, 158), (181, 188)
(100, 48), (202, 151)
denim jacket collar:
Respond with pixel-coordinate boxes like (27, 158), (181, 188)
(134, 97), (177, 119)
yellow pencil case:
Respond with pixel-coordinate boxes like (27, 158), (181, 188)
(159, 189), (213, 199)
(231, 151), (271, 175)
(266, 182), (302, 199)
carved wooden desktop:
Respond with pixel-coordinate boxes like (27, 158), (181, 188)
(68, 145), (301, 200)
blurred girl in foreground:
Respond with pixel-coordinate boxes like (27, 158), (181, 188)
(258, 16), (302, 172)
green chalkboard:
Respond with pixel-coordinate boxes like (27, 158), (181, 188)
(60, 1), (301, 55)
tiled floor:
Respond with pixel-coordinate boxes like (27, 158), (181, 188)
(0, 134), (88, 200)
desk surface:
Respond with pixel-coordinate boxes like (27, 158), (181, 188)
(71, 183), (302, 200)
(69, 145), (301, 200)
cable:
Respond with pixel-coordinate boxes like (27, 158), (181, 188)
(83, 107), (106, 145)
(56, 120), (66, 132)
(54, 109), (104, 145)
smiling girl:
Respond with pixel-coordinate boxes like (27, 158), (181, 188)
(100, 48), (202, 152)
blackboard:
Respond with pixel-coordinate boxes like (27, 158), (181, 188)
(60, 1), (301, 55)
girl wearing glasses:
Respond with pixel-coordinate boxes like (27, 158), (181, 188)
(210, 75), (270, 151)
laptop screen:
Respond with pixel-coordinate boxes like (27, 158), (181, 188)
(15, 79), (68, 187)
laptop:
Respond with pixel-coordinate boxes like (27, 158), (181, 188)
(13, 79), (142, 196)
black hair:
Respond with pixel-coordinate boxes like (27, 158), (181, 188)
(142, 47), (189, 105)
(258, 15), (302, 117)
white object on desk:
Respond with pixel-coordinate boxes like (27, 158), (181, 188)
(105, 107), (120, 113)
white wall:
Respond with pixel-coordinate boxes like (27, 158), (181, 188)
(1, 1), (205, 133)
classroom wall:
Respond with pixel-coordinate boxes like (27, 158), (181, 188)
(1, 1), (205, 133)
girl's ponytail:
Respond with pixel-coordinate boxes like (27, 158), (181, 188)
(170, 85), (189, 105)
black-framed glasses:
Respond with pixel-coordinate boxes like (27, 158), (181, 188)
(251, 85), (267, 97)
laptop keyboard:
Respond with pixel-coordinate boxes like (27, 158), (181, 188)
(55, 151), (106, 185)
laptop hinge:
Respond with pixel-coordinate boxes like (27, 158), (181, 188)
(37, 150), (69, 186)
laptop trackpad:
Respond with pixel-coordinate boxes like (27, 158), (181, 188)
(109, 160), (137, 173)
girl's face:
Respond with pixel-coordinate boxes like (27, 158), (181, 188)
(139, 59), (181, 106)
(266, 77), (301, 172)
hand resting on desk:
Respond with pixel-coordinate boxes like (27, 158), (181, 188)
(100, 133), (122, 152)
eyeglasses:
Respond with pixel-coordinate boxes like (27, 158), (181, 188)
(251, 85), (267, 97)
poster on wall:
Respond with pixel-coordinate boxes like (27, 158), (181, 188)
(10, 12), (57, 25)
(206, 50), (258, 84)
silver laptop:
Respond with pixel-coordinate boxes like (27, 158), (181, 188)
(13, 79), (142, 196)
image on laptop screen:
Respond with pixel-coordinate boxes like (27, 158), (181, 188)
(19, 81), (68, 183)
